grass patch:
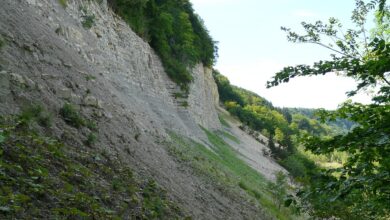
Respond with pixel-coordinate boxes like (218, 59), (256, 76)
(59, 103), (85, 128)
(173, 92), (187, 99)
(82, 15), (95, 29)
(180, 101), (189, 108)
(86, 120), (97, 131)
(19, 104), (52, 128)
(0, 114), (183, 219)
(218, 115), (230, 128)
(85, 132), (98, 146)
(85, 75), (96, 81)
(168, 129), (300, 220)
(218, 130), (239, 143)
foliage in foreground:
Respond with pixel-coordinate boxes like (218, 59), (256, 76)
(0, 111), (182, 219)
(108, 0), (217, 91)
(268, 0), (390, 219)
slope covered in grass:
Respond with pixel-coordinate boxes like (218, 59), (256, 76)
(168, 129), (301, 220)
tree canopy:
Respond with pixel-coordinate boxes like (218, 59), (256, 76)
(268, 0), (390, 218)
(108, 0), (218, 91)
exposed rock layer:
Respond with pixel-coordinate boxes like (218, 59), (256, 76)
(0, 0), (285, 218)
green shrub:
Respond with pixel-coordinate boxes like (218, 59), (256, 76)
(85, 133), (97, 146)
(173, 92), (187, 99)
(180, 101), (189, 108)
(280, 153), (316, 178)
(85, 75), (96, 81)
(267, 171), (288, 209)
(19, 104), (52, 128)
(85, 119), (97, 131)
(60, 103), (85, 128)
(82, 15), (95, 29)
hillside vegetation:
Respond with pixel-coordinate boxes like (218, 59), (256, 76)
(1, 0), (388, 219)
(108, 0), (217, 91)
(0, 108), (183, 219)
(213, 70), (348, 179)
(168, 130), (298, 220)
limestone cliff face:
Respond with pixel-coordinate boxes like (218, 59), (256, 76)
(188, 65), (220, 130)
(0, 0), (220, 141)
(0, 1), (287, 218)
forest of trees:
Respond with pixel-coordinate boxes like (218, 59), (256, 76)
(108, 0), (217, 91)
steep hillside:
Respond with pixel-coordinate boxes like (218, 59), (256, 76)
(0, 0), (289, 219)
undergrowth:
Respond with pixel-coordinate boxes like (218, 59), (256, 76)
(82, 15), (95, 29)
(59, 103), (85, 128)
(0, 112), (183, 219)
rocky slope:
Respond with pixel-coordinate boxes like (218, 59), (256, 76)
(0, 0), (287, 219)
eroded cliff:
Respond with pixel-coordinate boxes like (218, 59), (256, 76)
(0, 0), (286, 219)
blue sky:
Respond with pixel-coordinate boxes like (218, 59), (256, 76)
(191, 0), (373, 109)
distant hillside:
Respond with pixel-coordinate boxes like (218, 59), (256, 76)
(213, 70), (352, 178)
(286, 107), (356, 134)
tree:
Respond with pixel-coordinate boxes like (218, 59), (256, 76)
(274, 128), (285, 143)
(267, 134), (277, 156)
(280, 108), (293, 124)
(268, 171), (288, 209)
(268, 0), (390, 219)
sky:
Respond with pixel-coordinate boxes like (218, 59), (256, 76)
(190, 0), (374, 109)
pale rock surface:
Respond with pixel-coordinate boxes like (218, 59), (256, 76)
(0, 0), (286, 218)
